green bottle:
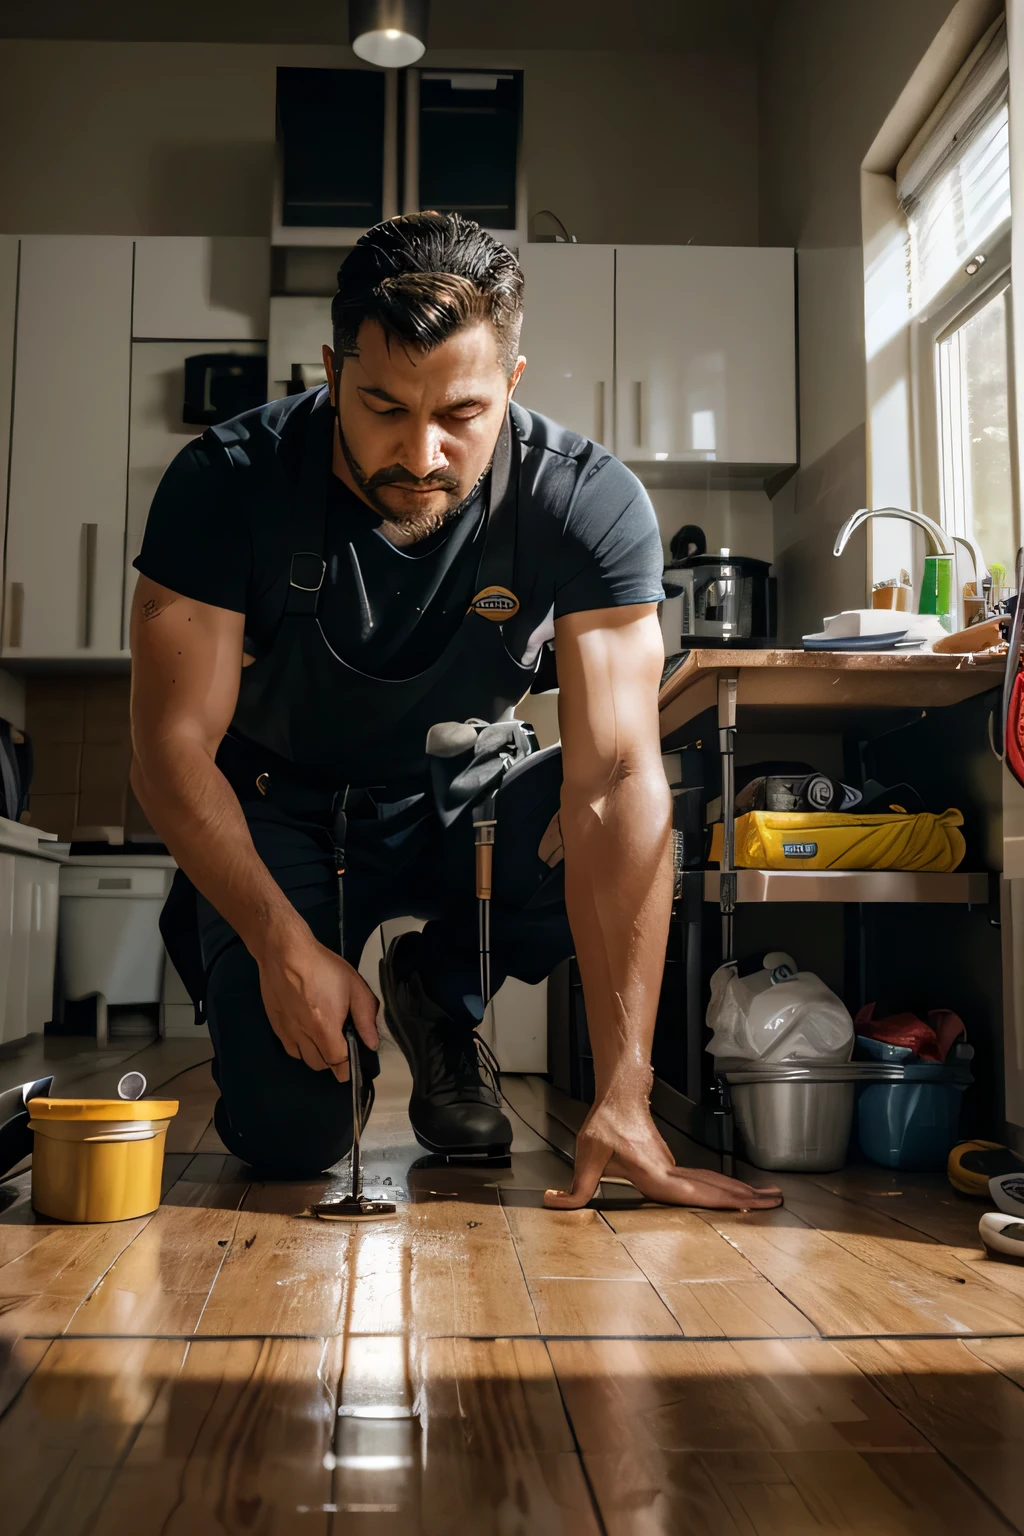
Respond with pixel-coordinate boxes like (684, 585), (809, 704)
(919, 554), (954, 632)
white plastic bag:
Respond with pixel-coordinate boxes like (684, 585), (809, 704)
(706, 951), (854, 1065)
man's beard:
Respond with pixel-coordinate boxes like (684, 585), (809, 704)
(337, 419), (488, 543)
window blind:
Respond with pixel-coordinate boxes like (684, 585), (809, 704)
(898, 22), (1009, 314)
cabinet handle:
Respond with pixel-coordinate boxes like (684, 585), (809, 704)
(595, 381), (606, 443)
(6, 583), (23, 649)
(633, 381), (643, 446)
(81, 522), (98, 649)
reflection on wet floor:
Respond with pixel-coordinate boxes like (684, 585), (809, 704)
(3, 1040), (1024, 1532)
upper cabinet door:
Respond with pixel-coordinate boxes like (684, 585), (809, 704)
(516, 245), (615, 444)
(3, 236), (133, 660)
(133, 237), (270, 340)
(614, 246), (797, 468)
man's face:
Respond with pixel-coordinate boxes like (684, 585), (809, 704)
(324, 320), (525, 540)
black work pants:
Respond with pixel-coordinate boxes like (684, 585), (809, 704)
(191, 742), (570, 1178)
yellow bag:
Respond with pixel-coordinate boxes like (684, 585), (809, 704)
(733, 807), (965, 872)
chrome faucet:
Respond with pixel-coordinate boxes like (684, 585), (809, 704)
(833, 506), (953, 559)
(833, 506), (988, 631)
(950, 532), (988, 606)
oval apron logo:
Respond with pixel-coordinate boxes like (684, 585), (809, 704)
(470, 585), (520, 621)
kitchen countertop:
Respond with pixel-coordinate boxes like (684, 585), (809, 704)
(0, 815), (64, 862)
(659, 646), (1005, 738)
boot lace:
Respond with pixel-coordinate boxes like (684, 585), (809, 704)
(435, 1026), (501, 1103)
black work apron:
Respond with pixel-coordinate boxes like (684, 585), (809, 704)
(161, 389), (543, 1018)
(229, 388), (539, 787)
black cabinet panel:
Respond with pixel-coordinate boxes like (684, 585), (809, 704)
(418, 73), (521, 229)
(278, 68), (386, 230)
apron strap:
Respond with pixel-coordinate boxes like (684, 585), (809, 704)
(284, 397), (521, 621)
(284, 388), (335, 618)
(472, 412), (520, 602)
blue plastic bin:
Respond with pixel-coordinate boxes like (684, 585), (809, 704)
(856, 1060), (973, 1171)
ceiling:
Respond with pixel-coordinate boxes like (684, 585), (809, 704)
(0, 0), (780, 52)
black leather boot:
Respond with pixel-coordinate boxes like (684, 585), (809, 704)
(379, 933), (513, 1158)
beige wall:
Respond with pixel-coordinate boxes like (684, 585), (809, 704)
(0, 40), (759, 246)
(759, 0), (958, 642)
(0, 668), (24, 731)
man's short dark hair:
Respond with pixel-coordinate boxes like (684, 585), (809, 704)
(332, 212), (524, 376)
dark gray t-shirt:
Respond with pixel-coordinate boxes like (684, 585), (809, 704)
(135, 391), (664, 680)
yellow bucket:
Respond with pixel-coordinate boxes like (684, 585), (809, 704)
(28, 1097), (179, 1222)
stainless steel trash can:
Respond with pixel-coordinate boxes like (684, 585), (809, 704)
(725, 1062), (905, 1173)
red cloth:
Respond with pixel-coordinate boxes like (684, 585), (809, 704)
(855, 1002), (966, 1062)
(1007, 670), (1024, 788)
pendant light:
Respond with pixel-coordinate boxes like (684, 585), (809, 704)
(350, 0), (428, 68)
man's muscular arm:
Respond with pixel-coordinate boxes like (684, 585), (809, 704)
(129, 575), (378, 1079)
(546, 604), (780, 1211)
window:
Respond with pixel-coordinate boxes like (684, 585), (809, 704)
(936, 279), (1015, 581)
(900, 21), (1016, 585)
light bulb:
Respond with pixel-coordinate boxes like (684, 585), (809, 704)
(350, 1), (428, 68)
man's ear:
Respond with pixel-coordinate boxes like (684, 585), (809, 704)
(508, 355), (527, 398)
(322, 344), (337, 405)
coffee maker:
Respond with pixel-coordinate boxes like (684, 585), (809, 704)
(663, 540), (777, 650)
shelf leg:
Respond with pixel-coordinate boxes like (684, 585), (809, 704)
(683, 871), (704, 1103)
(718, 674), (738, 963)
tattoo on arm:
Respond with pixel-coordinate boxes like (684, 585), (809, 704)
(141, 594), (178, 623)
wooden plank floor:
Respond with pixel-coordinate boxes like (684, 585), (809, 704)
(2, 1034), (1024, 1532)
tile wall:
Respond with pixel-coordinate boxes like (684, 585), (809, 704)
(22, 675), (152, 842)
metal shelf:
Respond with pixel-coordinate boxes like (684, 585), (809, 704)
(702, 869), (988, 904)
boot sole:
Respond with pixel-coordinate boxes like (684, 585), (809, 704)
(982, 1239), (1024, 1265)
(412, 1128), (512, 1160)
(379, 950), (512, 1161)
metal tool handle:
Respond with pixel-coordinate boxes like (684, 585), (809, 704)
(344, 1018), (361, 1200)
(718, 675), (738, 962)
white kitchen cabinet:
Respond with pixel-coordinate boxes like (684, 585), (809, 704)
(1, 851), (59, 1044)
(133, 237), (270, 341)
(517, 245), (615, 443)
(614, 245), (796, 469)
(268, 295), (332, 397)
(123, 339), (267, 648)
(3, 236), (133, 660)
(486, 976), (548, 1073)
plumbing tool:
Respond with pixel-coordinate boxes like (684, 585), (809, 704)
(311, 791), (395, 1220)
(424, 718), (536, 1011)
(312, 1020), (396, 1221)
